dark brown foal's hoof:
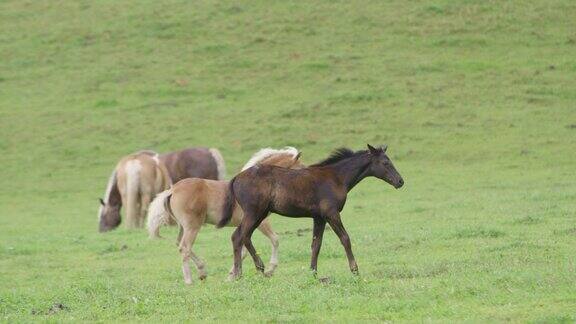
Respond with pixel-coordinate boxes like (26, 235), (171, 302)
(351, 265), (359, 275)
(199, 274), (207, 281)
(255, 262), (265, 273)
(310, 269), (318, 278)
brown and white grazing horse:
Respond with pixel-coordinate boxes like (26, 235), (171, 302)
(146, 147), (304, 284)
(98, 150), (171, 232)
(99, 147), (226, 232)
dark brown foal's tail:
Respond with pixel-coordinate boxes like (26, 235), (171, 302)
(216, 177), (236, 228)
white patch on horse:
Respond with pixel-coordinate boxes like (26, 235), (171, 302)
(152, 154), (160, 166)
(241, 146), (299, 171)
(125, 159), (142, 186)
(123, 159), (142, 227)
(98, 169), (117, 220)
(209, 148), (227, 180)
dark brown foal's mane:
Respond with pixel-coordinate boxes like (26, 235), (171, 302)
(310, 147), (364, 167)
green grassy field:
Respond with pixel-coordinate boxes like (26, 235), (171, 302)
(1, 0), (576, 321)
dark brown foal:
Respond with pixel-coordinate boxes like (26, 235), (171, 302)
(218, 144), (404, 280)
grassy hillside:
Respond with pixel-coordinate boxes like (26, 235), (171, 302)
(1, 0), (575, 321)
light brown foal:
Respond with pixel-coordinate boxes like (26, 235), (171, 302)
(147, 147), (304, 284)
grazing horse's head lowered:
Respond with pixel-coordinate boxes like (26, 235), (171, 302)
(366, 144), (404, 189)
(99, 197), (121, 232)
(98, 151), (172, 233)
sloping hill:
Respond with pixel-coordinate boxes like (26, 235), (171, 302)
(1, 0), (575, 321)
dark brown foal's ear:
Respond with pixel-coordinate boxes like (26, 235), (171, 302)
(381, 145), (388, 153)
(99, 198), (105, 206)
(294, 152), (302, 161)
(367, 144), (380, 155)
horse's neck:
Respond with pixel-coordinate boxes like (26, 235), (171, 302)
(331, 154), (371, 191)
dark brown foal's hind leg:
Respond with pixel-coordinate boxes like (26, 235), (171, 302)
(325, 212), (358, 275)
(243, 214), (267, 274)
(229, 225), (244, 281)
(310, 216), (327, 275)
(229, 212), (266, 281)
(244, 238), (265, 274)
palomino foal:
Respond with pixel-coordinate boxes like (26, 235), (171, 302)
(99, 151), (172, 232)
(147, 147), (304, 284)
(219, 145), (404, 280)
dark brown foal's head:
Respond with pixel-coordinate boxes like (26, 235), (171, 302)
(367, 144), (404, 189)
(98, 198), (121, 232)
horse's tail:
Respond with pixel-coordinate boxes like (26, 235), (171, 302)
(124, 160), (141, 228)
(216, 177), (236, 228)
(209, 148), (227, 180)
(146, 189), (173, 238)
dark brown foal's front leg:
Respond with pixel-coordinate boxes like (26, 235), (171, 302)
(243, 213), (267, 273)
(310, 217), (326, 274)
(326, 213), (358, 274)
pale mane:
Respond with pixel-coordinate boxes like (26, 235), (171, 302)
(98, 168), (117, 219)
(241, 146), (299, 171)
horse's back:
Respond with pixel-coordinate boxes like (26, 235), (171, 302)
(241, 164), (313, 183)
(115, 151), (167, 192)
(160, 148), (219, 182)
(173, 178), (227, 195)
(236, 165), (343, 217)
(171, 178), (229, 225)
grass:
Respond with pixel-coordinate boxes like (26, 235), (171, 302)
(1, 0), (576, 322)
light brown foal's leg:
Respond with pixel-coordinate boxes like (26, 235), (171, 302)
(176, 225), (184, 246)
(189, 251), (207, 281)
(256, 219), (279, 277)
(179, 226), (201, 285)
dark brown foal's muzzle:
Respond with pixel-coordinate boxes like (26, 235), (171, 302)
(395, 178), (404, 189)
